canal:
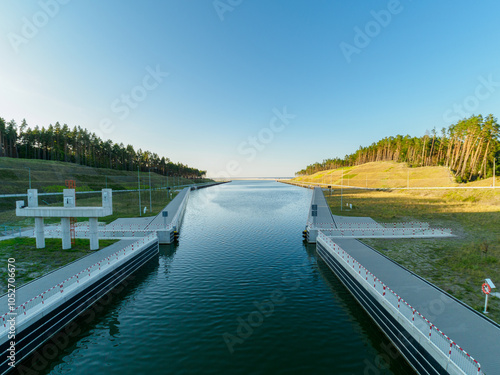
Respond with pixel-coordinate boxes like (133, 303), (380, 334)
(23, 180), (415, 374)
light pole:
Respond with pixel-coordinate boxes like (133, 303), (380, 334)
(138, 167), (142, 216)
(149, 169), (152, 213)
(341, 168), (343, 211)
(25, 167), (31, 189)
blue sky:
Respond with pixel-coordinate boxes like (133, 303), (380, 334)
(1, 0), (500, 177)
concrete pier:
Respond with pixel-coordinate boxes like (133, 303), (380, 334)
(286, 182), (494, 374)
(0, 235), (159, 374)
(99, 187), (191, 243)
(317, 235), (499, 374)
(61, 217), (71, 249)
(304, 187), (453, 243)
(89, 217), (99, 250)
(34, 217), (44, 248)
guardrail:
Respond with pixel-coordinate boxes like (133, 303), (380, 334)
(334, 221), (431, 229)
(0, 225), (30, 238)
(0, 183), (206, 199)
(318, 227), (453, 238)
(307, 221), (432, 230)
(0, 232), (157, 336)
(317, 231), (482, 375)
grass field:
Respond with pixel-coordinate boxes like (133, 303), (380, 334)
(313, 184), (500, 323)
(0, 157), (208, 194)
(0, 157), (211, 215)
(294, 161), (500, 189)
(0, 238), (118, 294)
(0, 157), (214, 227)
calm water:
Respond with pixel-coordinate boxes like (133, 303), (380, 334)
(24, 181), (415, 374)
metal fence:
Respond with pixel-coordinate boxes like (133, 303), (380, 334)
(317, 231), (482, 375)
(319, 227), (453, 238)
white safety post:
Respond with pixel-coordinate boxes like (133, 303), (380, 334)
(341, 169), (343, 211)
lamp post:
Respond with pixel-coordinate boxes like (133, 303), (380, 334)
(25, 167), (31, 189)
(341, 168), (343, 211)
(138, 167), (141, 216)
(149, 169), (152, 213)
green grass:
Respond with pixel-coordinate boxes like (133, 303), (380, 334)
(0, 238), (118, 294)
(0, 157), (213, 225)
(322, 187), (500, 323)
(0, 157), (210, 196)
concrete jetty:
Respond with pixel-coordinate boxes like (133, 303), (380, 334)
(0, 235), (158, 374)
(298, 186), (497, 374)
(98, 186), (191, 243)
(304, 187), (454, 243)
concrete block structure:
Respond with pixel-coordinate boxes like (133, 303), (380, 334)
(16, 189), (113, 250)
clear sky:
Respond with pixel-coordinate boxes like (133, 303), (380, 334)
(1, 0), (500, 177)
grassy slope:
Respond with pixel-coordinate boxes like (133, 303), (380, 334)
(292, 162), (500, 322)
(0, 157), (209, 195)
(294, 161), (500, 188)
(0, 157), (211, 225)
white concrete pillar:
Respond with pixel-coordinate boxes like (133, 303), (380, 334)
(35, 217), (45, 248)
(61, 217), (71, 250)
(27, 189), (38, 207)
(63, 189), (76, 207)
(102, 189), (113, 210)
(89, 218), (99, 250)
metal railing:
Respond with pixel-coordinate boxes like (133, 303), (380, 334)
(0, 232), (157, 335)
(318, 227), (453, 238)
(0, 225), (30, 238)
(317, 231), (482, 375)
(335, 221), (431, 229)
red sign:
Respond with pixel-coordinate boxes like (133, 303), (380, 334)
(482, 283), (492, 295)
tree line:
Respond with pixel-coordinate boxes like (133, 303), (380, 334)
(0, 117), (206, 178)
(297, 114), (500, 182)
